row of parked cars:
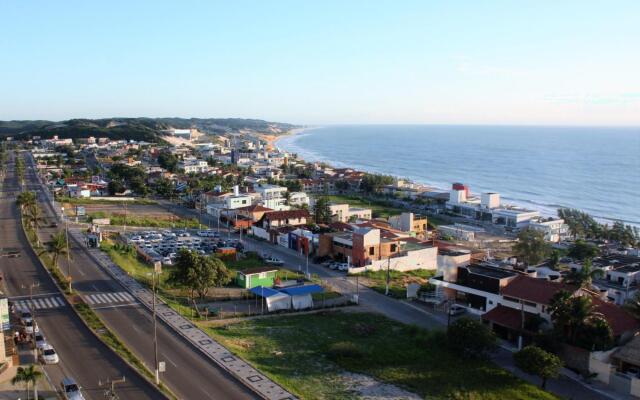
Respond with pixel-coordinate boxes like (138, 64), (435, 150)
(17, 309), (86, 399)
(128, 229), (244, 265)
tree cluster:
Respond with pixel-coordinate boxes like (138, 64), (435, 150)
(558, 208), (639, 246)
(168, 249), (232, 301)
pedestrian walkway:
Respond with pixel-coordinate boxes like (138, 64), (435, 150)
(73, 229), (296, 400)
(13, 296), (65, 311)
(83, 291), (136, 306)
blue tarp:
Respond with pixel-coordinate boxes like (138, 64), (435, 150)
(249, 286), (282, 298)
(279, 284), (324, 296)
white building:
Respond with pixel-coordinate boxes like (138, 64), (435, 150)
(446, 184), (540, 230)
(255, 184), (289, 211)
(528, 218), (569, 242)
(179, 160), (209, 174)
(288, 192), (310, 207)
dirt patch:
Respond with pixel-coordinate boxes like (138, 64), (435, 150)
(340, 372), (421, 400)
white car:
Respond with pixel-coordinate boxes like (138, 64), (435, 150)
(161, 257), (173, 266)
(448, 304), (467, 316)
(40, 344), (59, 364)
(337, 263), (350, 272)
(264, 257), (284, 266)
(34, 332), (47, 350)
(24, 320), (39, 334)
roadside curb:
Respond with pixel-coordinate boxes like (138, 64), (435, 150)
(18, 206), (172, 400)
(75, 229), (296, 400)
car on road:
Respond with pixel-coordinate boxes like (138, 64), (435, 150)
(337, 263), (350, 272)
(264, 256), (284, 266)
(20, 311), (33, 324)
(40, 344), (59, 364)
(34, 332), (47, 350)
(328, 262), (340, 270)
(61, 377), (85, 400)
(448, 304), (467, 316)
(24, 320), (38, 334)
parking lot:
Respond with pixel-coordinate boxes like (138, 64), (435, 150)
(125, 229), (244, 266)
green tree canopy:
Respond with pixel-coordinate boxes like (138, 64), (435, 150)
(514, 346), (563, 389)
(169, 249), (232, 300)
(447, 317), (497, 359)
(567, 240), (599, 260)
(513, 228), (550, 265)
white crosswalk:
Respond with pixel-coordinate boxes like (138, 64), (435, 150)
(83, 291), (136, 306)
(15, 296), (65, 311)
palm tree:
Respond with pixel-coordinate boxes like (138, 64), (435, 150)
(549, 291), (605, 344)
(40, 231), (70, 270)
(565, 259), (603, 289)
(16, 191), (36, 211)
(12, 365), (43, 400)
(25, 204), (45, 246)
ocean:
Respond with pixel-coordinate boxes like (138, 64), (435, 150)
(275, 125), (640, 225)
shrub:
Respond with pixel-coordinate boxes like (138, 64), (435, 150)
(447, 317), (497, 359)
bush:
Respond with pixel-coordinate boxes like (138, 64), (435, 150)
(447, 317), (497, 359)
(326, 341), (364, 360)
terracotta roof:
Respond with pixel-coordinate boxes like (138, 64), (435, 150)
(264, 210), (310, 221)
(236, 204), (273, 213)
(329, 222), (354, 232)
(501, 275), (575, 305)
(591, 297), (640, 336)
(482, 305), (535, 331)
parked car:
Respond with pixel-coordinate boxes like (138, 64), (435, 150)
(162, 257), (173, 266)
(61, 377), (85, 400)
(34, 332), (47, 350)
(40, 344), (59, 364)
(20, 311), (33, 324)
(264, 257), (284, 266)
(448, 304), (466, 316)
(24, 320), (38, 334)
(328, 262), (340, 270)
(337, 263), (350, 272)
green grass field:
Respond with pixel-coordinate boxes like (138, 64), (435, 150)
(89, 211), (200, 228)
(205, 312), (557, 400)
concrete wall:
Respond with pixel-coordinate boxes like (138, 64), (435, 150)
(350, 246), (437, 274)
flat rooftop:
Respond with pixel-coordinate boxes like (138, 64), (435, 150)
(464, 264), (517, 280)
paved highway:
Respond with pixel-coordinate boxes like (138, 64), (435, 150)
(0, 151), (161, 400)
(22, 153), (256, 400)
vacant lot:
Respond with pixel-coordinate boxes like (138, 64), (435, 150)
(322, 195), (403, 219)
(352, 268), (435, 298)
(205, 311), (557, 400)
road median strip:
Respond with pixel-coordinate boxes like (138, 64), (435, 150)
(19, 212), (175, 400)
(79, 229), (297, 400)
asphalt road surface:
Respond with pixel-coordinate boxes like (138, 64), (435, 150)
(22, 152), (257, 400)
(1, 151), (162, 400)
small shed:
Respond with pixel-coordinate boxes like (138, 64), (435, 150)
(250, 286), (291, 312)
(236, 267), (278, 289)
(279, 284), (324, 310)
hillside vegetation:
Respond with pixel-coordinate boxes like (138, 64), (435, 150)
(0, 117), (298, 142)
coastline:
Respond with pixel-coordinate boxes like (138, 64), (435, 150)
(271, 126), (639, 226)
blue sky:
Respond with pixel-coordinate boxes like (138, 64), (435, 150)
(1, 1), (639, 125)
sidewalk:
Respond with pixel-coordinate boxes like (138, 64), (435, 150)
(73, 228), (297, 400)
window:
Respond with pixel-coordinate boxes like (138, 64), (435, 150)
(369, 247), (375, 256)
(390, 244), (397, 252)
(503, 296), (519, 303)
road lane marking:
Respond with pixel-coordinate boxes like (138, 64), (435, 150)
(91, 303), (140, 310)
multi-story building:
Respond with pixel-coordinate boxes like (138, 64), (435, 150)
(388, 212), (428, 238)
(254, 184), (289, 211)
